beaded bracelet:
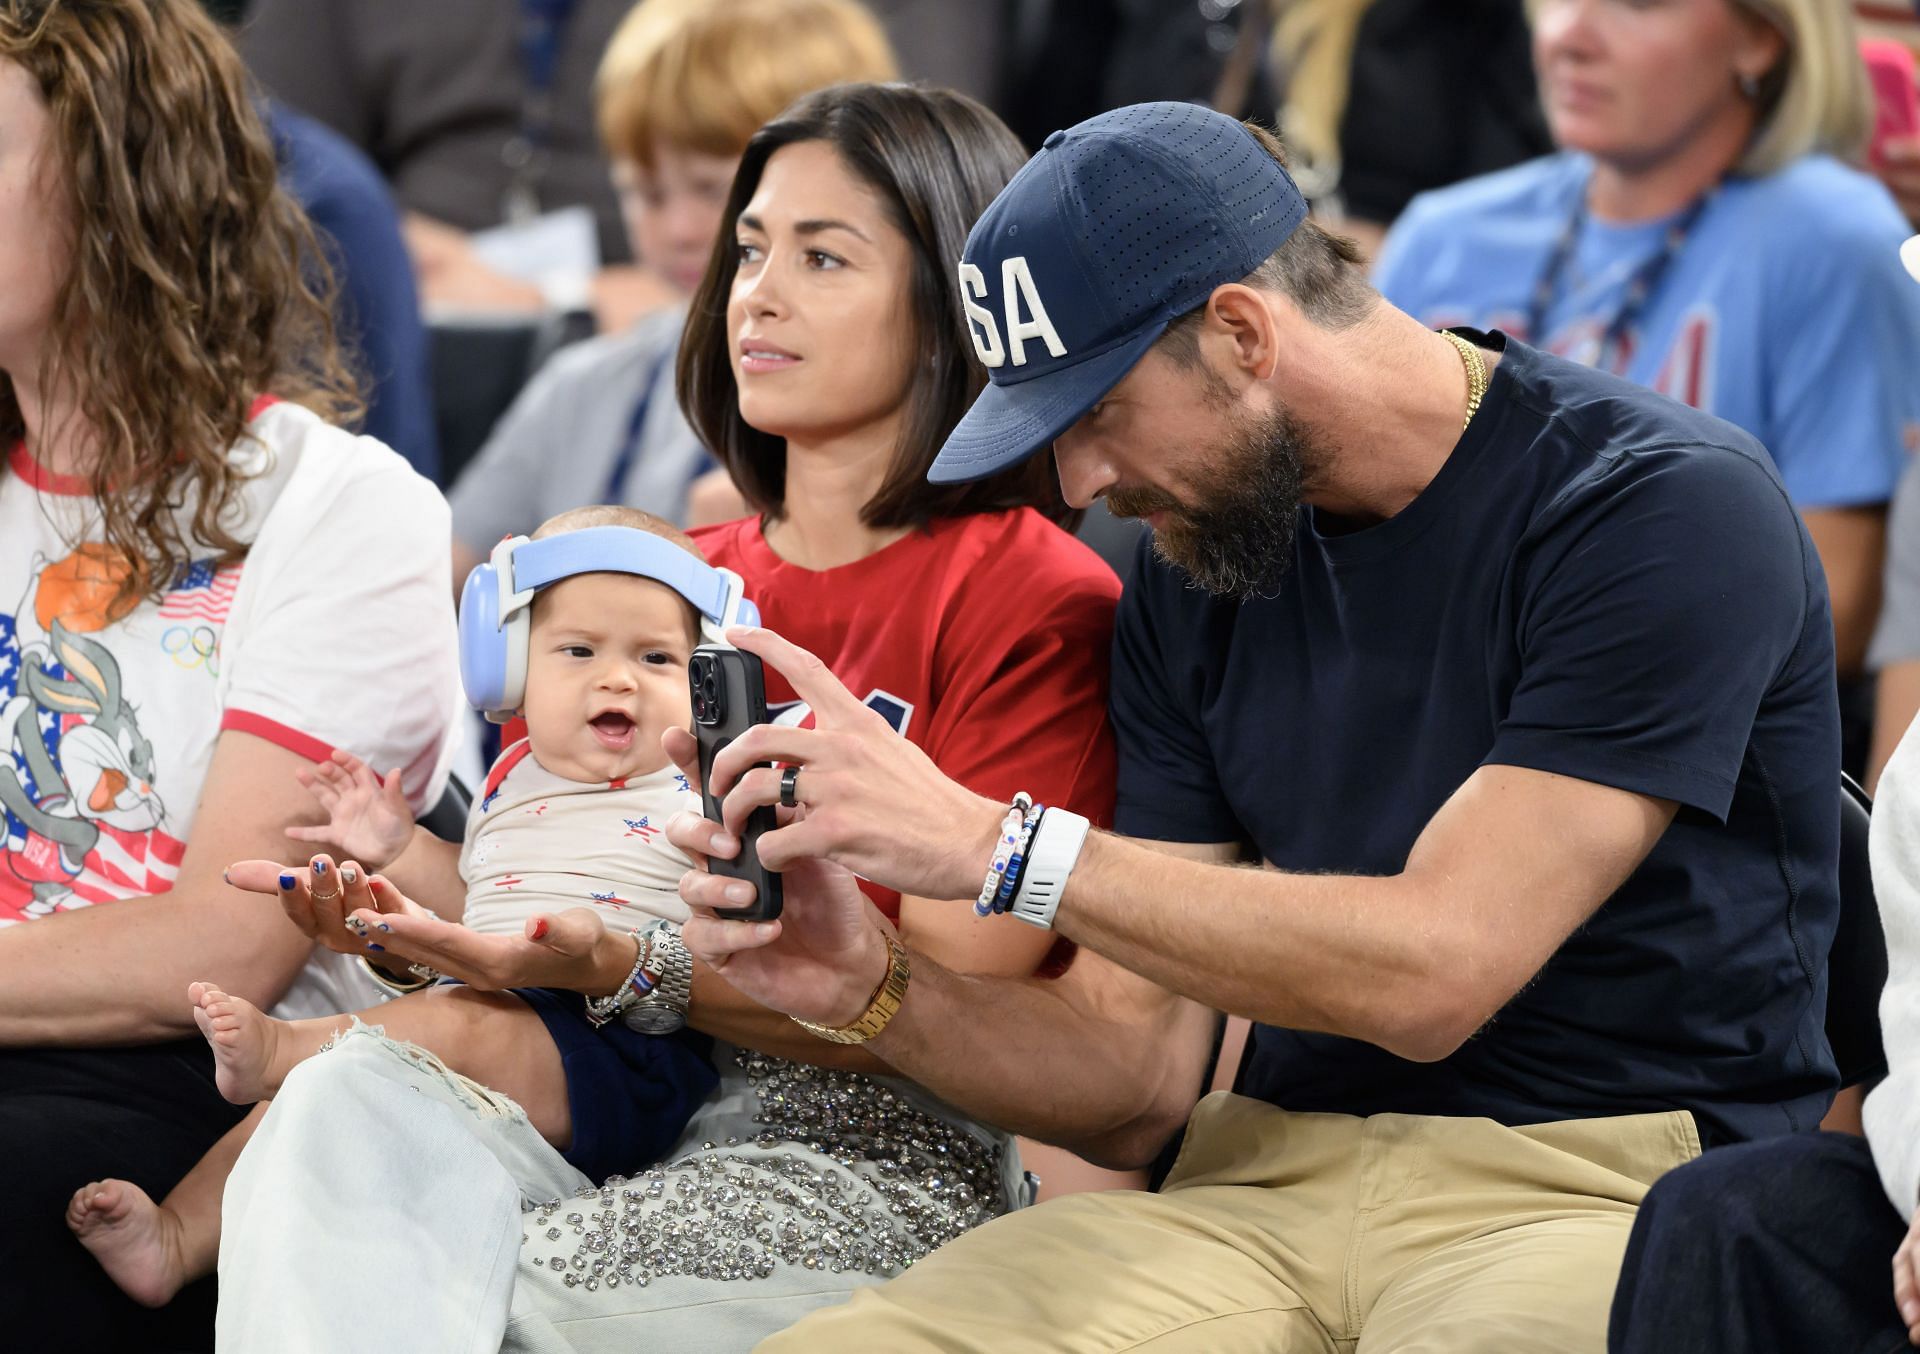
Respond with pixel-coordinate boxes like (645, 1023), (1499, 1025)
(584, 930), (657, 1029)
(973, 792), (1034, 917)
(993, 804), (1046, 913)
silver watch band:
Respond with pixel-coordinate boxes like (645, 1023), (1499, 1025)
(623, 921), (693, 1034)
(1009, 809), (1091, 930)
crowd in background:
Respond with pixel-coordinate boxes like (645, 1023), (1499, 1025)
(249, 0), (1920, 785)
(4, 0), (1920, 1349)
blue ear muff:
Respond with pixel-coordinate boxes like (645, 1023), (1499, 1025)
(457, 536), (534, 723)
(456, 528), (762, 723)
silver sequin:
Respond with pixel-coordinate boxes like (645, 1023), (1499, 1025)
(521, 1050), (1005, 1288)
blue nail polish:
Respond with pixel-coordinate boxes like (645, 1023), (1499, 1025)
(367, 943), (385, 952)
(312, 859), (328, 875)
(222, 869), (231, 885)
(278, 873), (295, 890)
(377, 922), (392, 932)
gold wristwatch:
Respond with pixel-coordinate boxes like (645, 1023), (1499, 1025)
(792, 929), (910, 1045)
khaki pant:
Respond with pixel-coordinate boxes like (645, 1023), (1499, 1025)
(761, 1091), (1701, 1353)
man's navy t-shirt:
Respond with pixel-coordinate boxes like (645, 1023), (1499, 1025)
(1111, 335), (1840, 1145)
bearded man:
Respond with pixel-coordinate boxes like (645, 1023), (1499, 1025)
(669, 101), (1843, 1353)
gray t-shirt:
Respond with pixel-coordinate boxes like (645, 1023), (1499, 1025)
(448, 310), (707, 548)
(1872, 452), (1920, 670)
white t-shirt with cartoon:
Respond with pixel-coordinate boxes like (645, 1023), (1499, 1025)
(458, 740), (696, 936)
(0, 399), (465, 1017)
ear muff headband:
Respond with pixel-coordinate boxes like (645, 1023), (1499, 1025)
(457, 527), (761, 723)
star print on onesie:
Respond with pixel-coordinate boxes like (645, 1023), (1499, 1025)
(458, 740), (699, 936)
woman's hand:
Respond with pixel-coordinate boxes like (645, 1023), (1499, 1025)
(666, 803), (893, 1028)
(285, 750), (416, 872)
(227, 854), (377, 958)
(344, 892), (632, 995)
(698, 626), (1006, 903)
(226, 856), (631, 993)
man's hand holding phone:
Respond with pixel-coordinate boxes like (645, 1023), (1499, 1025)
(664, 624), (1005, 1029)
(684, 627), (1006, 904)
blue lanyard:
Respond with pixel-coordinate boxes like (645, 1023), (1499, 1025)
(601, 345), (714, 507)
(502, 0), (580, 221)
(1525, 178), (1714, 375)
(517, 0), (578, 109)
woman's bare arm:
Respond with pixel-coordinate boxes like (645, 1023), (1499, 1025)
(0, 731), (324, 1045)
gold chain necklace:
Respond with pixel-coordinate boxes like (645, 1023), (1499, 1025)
(1440, 330), (1488, 431)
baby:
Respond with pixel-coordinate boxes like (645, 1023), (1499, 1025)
(67, 505), (736, 1307)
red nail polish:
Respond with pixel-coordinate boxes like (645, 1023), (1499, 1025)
(531, 918), (550, 941)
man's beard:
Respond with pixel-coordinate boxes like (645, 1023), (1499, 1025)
(1108, 403), (1309, 601)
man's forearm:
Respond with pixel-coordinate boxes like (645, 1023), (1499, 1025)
(865, 949), (1213, 1167)
(1053, 834), (1459, 1061)
(1049, 763), (1669, 1065)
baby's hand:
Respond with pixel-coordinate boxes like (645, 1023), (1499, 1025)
(286, 750), (416, 872)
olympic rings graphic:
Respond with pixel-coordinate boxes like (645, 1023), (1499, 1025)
(161, 625), (220, 675)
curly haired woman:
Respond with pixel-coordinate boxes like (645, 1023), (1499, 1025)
(0, 0), (463, 1345)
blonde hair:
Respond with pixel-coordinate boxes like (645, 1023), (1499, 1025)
(1512, 0), (1872, 177)
(595, 0), (898, 168)
(1735, 0), (1872, 175)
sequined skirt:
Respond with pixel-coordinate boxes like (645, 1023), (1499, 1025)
(505, 1044), (1027, 1350)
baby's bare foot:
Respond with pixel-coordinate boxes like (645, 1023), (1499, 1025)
(189, 981), (288, 1104)
(66, 1179), (189, 1308)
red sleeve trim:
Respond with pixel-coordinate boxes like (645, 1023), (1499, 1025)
(248, 394), (282, 421)
(221, 710), (336, 764)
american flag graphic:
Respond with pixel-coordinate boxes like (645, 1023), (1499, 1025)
(0, 820), (188, 926)
(623, 815), (659, 841)
(158, 560), (242, 623)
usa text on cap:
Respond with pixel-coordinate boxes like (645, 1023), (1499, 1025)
(930, 101), (1308, 485)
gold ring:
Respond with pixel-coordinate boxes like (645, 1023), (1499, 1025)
(311, 886), (344, 904)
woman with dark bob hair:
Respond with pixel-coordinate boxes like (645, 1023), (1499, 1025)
(210, 82), (1132, 1350)
(0, 0), (461, 1346)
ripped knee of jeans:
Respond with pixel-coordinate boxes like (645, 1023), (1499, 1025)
(321, 1015), (528, 1123)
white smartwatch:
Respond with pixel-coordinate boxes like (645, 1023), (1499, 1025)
(1009, 809), (1091, 930)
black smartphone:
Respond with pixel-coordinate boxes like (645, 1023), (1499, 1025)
(689, 644), (783, 921)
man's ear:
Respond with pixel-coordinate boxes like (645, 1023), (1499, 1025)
(1202, 283), (1286, 385)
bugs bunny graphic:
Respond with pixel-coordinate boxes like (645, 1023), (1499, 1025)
(1, 619), (166, 915)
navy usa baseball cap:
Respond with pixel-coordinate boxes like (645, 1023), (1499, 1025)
(929, 101), (1308, 485)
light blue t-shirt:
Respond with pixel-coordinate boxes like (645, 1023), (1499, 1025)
(1374, 152), (1920, 509)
